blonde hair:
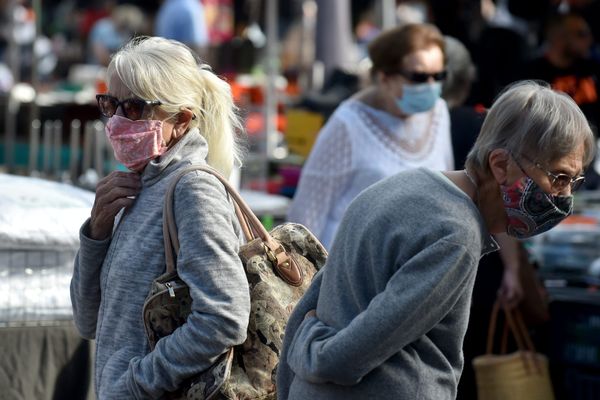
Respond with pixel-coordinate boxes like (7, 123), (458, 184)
(107, 36), (243, 177)
(465, 80), (596, 174)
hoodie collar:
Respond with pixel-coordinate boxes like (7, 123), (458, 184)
(432, 169), (499, 256)
(141, 128), (208, 187)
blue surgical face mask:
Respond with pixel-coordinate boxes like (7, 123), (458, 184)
(396, 82), (441, 115)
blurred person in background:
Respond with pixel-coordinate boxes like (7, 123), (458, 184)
(155, 0), (209, 58)
(70, 36), (249, 398)
(443, 35), (527, 400)
(563, 0), (600, 58)
(525, 12), (600, 131)
(277, 80), (596, 400)
(469, 0), (532, 108)
(524, 11), (600, 189)
(87, 4), (146, 66)
(442, 35), (481, 170)
(0, 62), (12, 92)
(287, 23), (453, 249)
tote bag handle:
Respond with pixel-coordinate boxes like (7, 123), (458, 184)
(486, 301), (543, 374)
(161, 165), (303, 286)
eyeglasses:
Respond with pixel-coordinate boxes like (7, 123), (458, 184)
(515, 154), (586, 192)
(394, 70), (447, 83)
(96, 94), (162, 121)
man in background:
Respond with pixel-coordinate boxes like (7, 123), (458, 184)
(525, 12), (600, 132)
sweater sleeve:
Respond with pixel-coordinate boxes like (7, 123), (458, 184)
(276, 270), (324, 399)
(286, 238), (477, 385)
(70, 219), (112, 339)
(125, 171), (251, 398)
(286, 116), (353, 247)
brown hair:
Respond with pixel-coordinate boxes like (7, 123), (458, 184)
(368, 23), (445, 75)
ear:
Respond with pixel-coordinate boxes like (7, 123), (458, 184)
(173, 109), (194, 137)
(488, 148), (510, 185)
(378, 70), (395, 85)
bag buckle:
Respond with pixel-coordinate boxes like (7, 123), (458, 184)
(263, 242), (278, 265)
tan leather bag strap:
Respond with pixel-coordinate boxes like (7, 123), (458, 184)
(232, 200), (253, 241)
(162, 165), (303, 286)
(485, 301), (543, 374)
(501, 320), (509, 354)
(486, 301), (500, 355)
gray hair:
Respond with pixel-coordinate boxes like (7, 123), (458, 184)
(107, 36), (243, 177)
(442, 36), (476, 108)
(465, 80), (596, 173)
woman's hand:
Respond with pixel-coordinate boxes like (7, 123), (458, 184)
(497, 267), (523, 309)
(494, 233), (524, 309)
(89, 171), (141, 240)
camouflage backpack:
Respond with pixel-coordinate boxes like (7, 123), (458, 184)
(142, 165), (328, 400)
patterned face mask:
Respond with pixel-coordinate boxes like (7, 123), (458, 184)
(501, 176), (573, 239)
(105, 115), (167, 172)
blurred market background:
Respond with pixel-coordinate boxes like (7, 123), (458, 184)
(1, 0), (600, 399)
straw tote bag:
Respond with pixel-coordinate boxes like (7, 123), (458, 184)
(472, 301), (555, 400)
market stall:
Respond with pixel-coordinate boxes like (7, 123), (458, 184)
(0, 173), (95, 400)
(527, 191), (600, 398)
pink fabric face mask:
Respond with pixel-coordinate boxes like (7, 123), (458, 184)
(105, 115), (167, 171)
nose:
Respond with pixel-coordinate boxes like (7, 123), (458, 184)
(115, 104), (126, 117)
(555, 184), (572, 197)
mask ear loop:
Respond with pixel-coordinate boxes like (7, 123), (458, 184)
(168, 108), (197, 145)
(464, 167), (480, 207)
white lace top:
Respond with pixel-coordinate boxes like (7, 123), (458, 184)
(287, 98), (453, 248)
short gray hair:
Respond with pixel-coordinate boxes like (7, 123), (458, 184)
(465, 80), (596, 173)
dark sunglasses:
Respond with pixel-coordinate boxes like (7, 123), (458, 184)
(96, 94), (162, 121)
(395, 70), (447, 83)
(516, 154), (586, 192)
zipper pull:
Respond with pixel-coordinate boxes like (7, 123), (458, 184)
(166, 282), (175, 297)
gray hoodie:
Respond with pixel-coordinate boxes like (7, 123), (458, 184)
(277, 168), (498, 400)
(70, 130), (250, 399)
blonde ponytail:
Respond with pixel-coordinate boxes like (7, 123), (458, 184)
(195, 67), (244, 177)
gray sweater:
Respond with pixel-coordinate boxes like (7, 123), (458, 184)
(277, 168), (498, 400)
(70, 130), (250, 399)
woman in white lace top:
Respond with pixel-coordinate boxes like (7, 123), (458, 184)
(287, 23), (454, 248)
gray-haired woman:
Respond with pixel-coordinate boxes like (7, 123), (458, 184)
(277, 80), (595, 400)
(70, 37), (250, 398)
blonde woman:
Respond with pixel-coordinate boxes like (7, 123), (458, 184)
(70, 37), (250, 398)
